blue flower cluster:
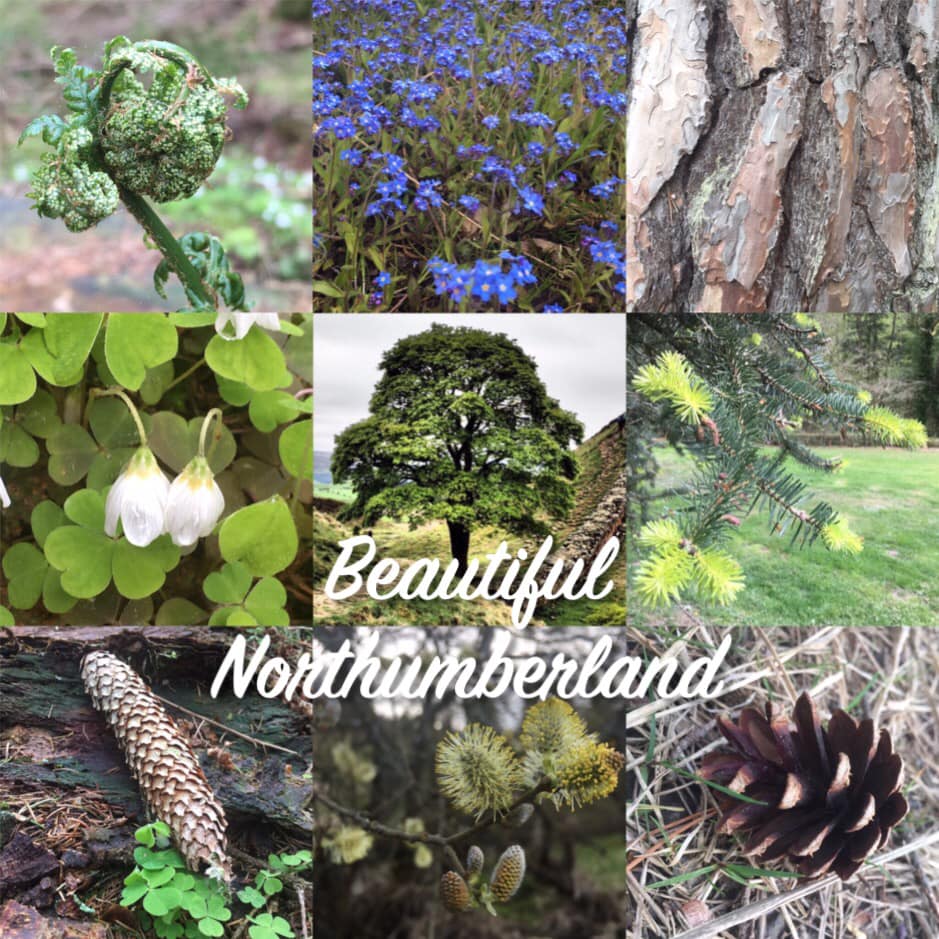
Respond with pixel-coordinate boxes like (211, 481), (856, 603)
(583, 224), (626, 297)
(313, 0), (627, 311)
(428, 252), (538, 307)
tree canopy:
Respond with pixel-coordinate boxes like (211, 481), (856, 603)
(332, 324), (584, 571)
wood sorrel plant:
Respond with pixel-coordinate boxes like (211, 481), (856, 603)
(19, 36), (250, 312)
(0, 313), (312, 627)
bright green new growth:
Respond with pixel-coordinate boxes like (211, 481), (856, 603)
(124, 822), (310, 939)
(19, 37), (249, 310)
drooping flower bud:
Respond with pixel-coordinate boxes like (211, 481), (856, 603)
(164, 456), (225, 547)
(105, 446), (171, 547)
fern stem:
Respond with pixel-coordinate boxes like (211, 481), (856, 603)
(119, 186), (216, 309)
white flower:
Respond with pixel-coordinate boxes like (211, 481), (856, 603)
(164, 457), (225, 547)
(214, 313), (282, 341)
(0, 474), (9, 509)
(105, 447), (171, 547)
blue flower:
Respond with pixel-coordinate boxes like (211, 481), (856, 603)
(340, 148), (364, 166)
(482, 115), (500, 129)
(589, 177), (624, 199)
(509, 110), (555, 128)
(374, 271), (392, 287)
(414, 178), (443, 211)
(494, 273), (517, 304)
(513, 185), (544, 216)
(589, 239), (620, 264)
(542, 304), (565, 313)
(458, 195), (480, 212)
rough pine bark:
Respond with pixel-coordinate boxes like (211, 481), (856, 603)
(626, 0), (939, 313)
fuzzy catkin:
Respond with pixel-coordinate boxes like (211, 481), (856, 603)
(81, 651), (231, 882)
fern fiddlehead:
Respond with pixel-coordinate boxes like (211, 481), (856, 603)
(19, 36), (249, 311)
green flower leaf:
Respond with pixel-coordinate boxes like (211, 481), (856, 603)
(20, 314), (103, 385)
(244, 577), (289, 626)
(278, 419), (312, 480)
(44, 526), (114, 598)
(0, 344), (37, 405)
(113, 536), (180, 600)
(2, 543), (48, 610)
(105, 314), (179, 391)
(218, 497), (298, 577)
(203, 561), (252, 605)
(205, 329), (290, 392)
(47, 424), (98, 486)
(0, 422), (40, 468)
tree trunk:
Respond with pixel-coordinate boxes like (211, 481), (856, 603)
(446, 520), (470, 574)
(626, 0), (939, 313)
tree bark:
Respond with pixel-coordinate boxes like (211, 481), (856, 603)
(626, 0), (939, 313)
(446, 520), (471, 574)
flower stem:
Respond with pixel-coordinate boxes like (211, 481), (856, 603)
(164, 357), (207, 393)
(90, 387), (148, 446)
(119, 187), (217, 310)
(199, 408), (224, 458)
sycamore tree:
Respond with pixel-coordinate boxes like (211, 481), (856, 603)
(332, 324), (583, 573)
(627, 314), (927, 608)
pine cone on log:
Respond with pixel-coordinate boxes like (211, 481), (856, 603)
(81, 651), (232, 883)
(699, 691), (907, 880)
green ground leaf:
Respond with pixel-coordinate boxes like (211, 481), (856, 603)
(313, 281), (343, 299)
(205, 330), (290, 392)
(105, 314), (179, 391)
(0, 422), (40, 467)
(63, 488), (106, 530)
(203, 561), (253, 605)
(47, 424), (98, 486)
(279, 419), (313, 479)
(155, 598), (207, 626)
(2, 542), (48, 609)
(31, 501), (66, 548)
(249, 391), (303, 432)
(16, 389), (60, 438)
(13, 314), (47, 328)
(42, 568), (77, 614)
(113, 537), (180, 600)
(21, 314), (103, 385)
(244, 577), (289, 625)
(0, 344), (37, 405)
(218, 497), (298, 576)
(44, 526), (114, 598)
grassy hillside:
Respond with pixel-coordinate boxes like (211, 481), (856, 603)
(313, 415), (626, 625)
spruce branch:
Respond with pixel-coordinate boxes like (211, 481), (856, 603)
(630, 317), (927, 608)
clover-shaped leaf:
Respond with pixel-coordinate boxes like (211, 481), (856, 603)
(105, 314), (179, 391)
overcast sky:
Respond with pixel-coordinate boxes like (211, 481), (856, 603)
(313, 315), (625, 450)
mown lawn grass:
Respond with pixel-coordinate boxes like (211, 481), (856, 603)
(629, 446), (939, 626)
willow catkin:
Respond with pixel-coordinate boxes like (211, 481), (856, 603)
(81, 651), (232, 883)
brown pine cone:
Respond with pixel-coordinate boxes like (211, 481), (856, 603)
(81, 652), (232, 883)
(700, 691), (907, 880)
